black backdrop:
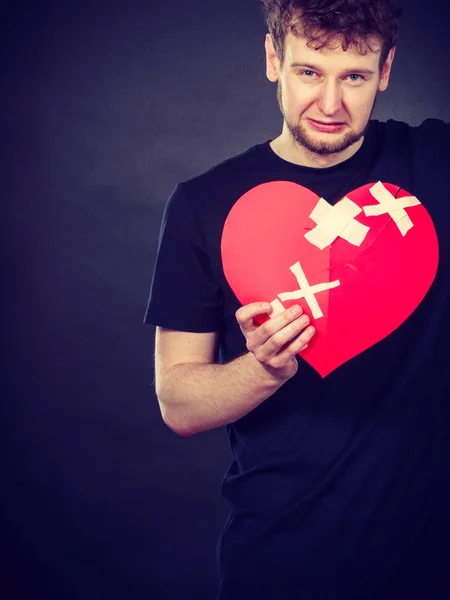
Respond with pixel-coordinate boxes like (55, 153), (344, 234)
(2, 1), (450, 598)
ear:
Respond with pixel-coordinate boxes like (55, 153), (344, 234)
(378, 46), (396, 92)
(265, 34), (280, 82)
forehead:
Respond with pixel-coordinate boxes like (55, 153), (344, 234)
(283, 30), (382, 69)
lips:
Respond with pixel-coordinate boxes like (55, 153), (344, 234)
(310, 119), (344, 125)
(307, 118), (346, 132)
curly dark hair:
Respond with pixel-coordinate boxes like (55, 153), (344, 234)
(261, 0), (404, 69)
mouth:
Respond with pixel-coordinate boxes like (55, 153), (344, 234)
(307, 118), (346, 132)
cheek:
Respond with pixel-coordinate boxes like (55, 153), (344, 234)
(283, 80), (314, 112)
(350, 86), (377, 109)
(348, 95), (375, 120)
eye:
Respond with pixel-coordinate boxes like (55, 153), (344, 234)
(301, 70), (317, 77)
(348, 74), (363, 82)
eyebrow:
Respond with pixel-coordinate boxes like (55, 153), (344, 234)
(290, 62), (376, 75)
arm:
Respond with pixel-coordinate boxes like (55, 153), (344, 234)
(155, 302), (315, 437)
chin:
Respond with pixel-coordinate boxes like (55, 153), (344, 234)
(292, 124), (362, 156)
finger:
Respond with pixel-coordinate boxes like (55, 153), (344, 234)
(250, 312), (311, 362)
(262, 326), (315, 370)
(249, 305), (304, 348)
(235, 302), (273, 334)
(278, 326), (316, 359)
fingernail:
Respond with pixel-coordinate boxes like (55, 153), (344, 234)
(291, 305), (302, 316)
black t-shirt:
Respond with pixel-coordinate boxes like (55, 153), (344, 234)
(145, 119), (450, 599)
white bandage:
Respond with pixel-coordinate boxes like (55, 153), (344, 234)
(268, 299), (285, 318)
(277, 261), (340, 320)
(363, 181), (421, 236)
(305, 196), (370, 250)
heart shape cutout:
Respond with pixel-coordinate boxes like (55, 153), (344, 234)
(221, 181), (439, 377)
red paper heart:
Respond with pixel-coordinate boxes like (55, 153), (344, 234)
(221, 181), (439, 377)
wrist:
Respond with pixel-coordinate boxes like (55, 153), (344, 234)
(244, 351), (295, 388)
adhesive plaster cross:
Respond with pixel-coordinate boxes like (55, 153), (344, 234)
(305, 196), (370, 250)
(363, 181), (421, 236)
(269, 260), (340, 320)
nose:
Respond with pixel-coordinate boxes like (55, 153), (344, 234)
(317, 80), (343, 117)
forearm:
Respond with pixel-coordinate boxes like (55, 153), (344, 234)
(157, 352), (288, 436)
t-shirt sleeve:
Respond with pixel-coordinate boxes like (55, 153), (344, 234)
(410, 118), (450, 202)
(143, 184), (223, 332)
(415, 118), (450, 163)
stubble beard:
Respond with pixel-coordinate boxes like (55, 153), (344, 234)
(277, 81), (377, 156)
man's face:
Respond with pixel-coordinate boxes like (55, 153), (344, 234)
(266, 31), (395, 156)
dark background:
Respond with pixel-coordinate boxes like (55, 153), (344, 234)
(2, 0), (450, 598)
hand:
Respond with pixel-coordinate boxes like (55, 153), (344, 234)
(235, 302), (315, 382)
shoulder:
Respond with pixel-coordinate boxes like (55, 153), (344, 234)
(371, 117), (449, 150)
(412, 118), (450, 157)
(177, 142), (267, 198)
(163, 142), (270, 224)
(160, 142), (268, 229)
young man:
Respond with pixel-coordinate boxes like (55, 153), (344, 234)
(145, 1), (450, 598)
